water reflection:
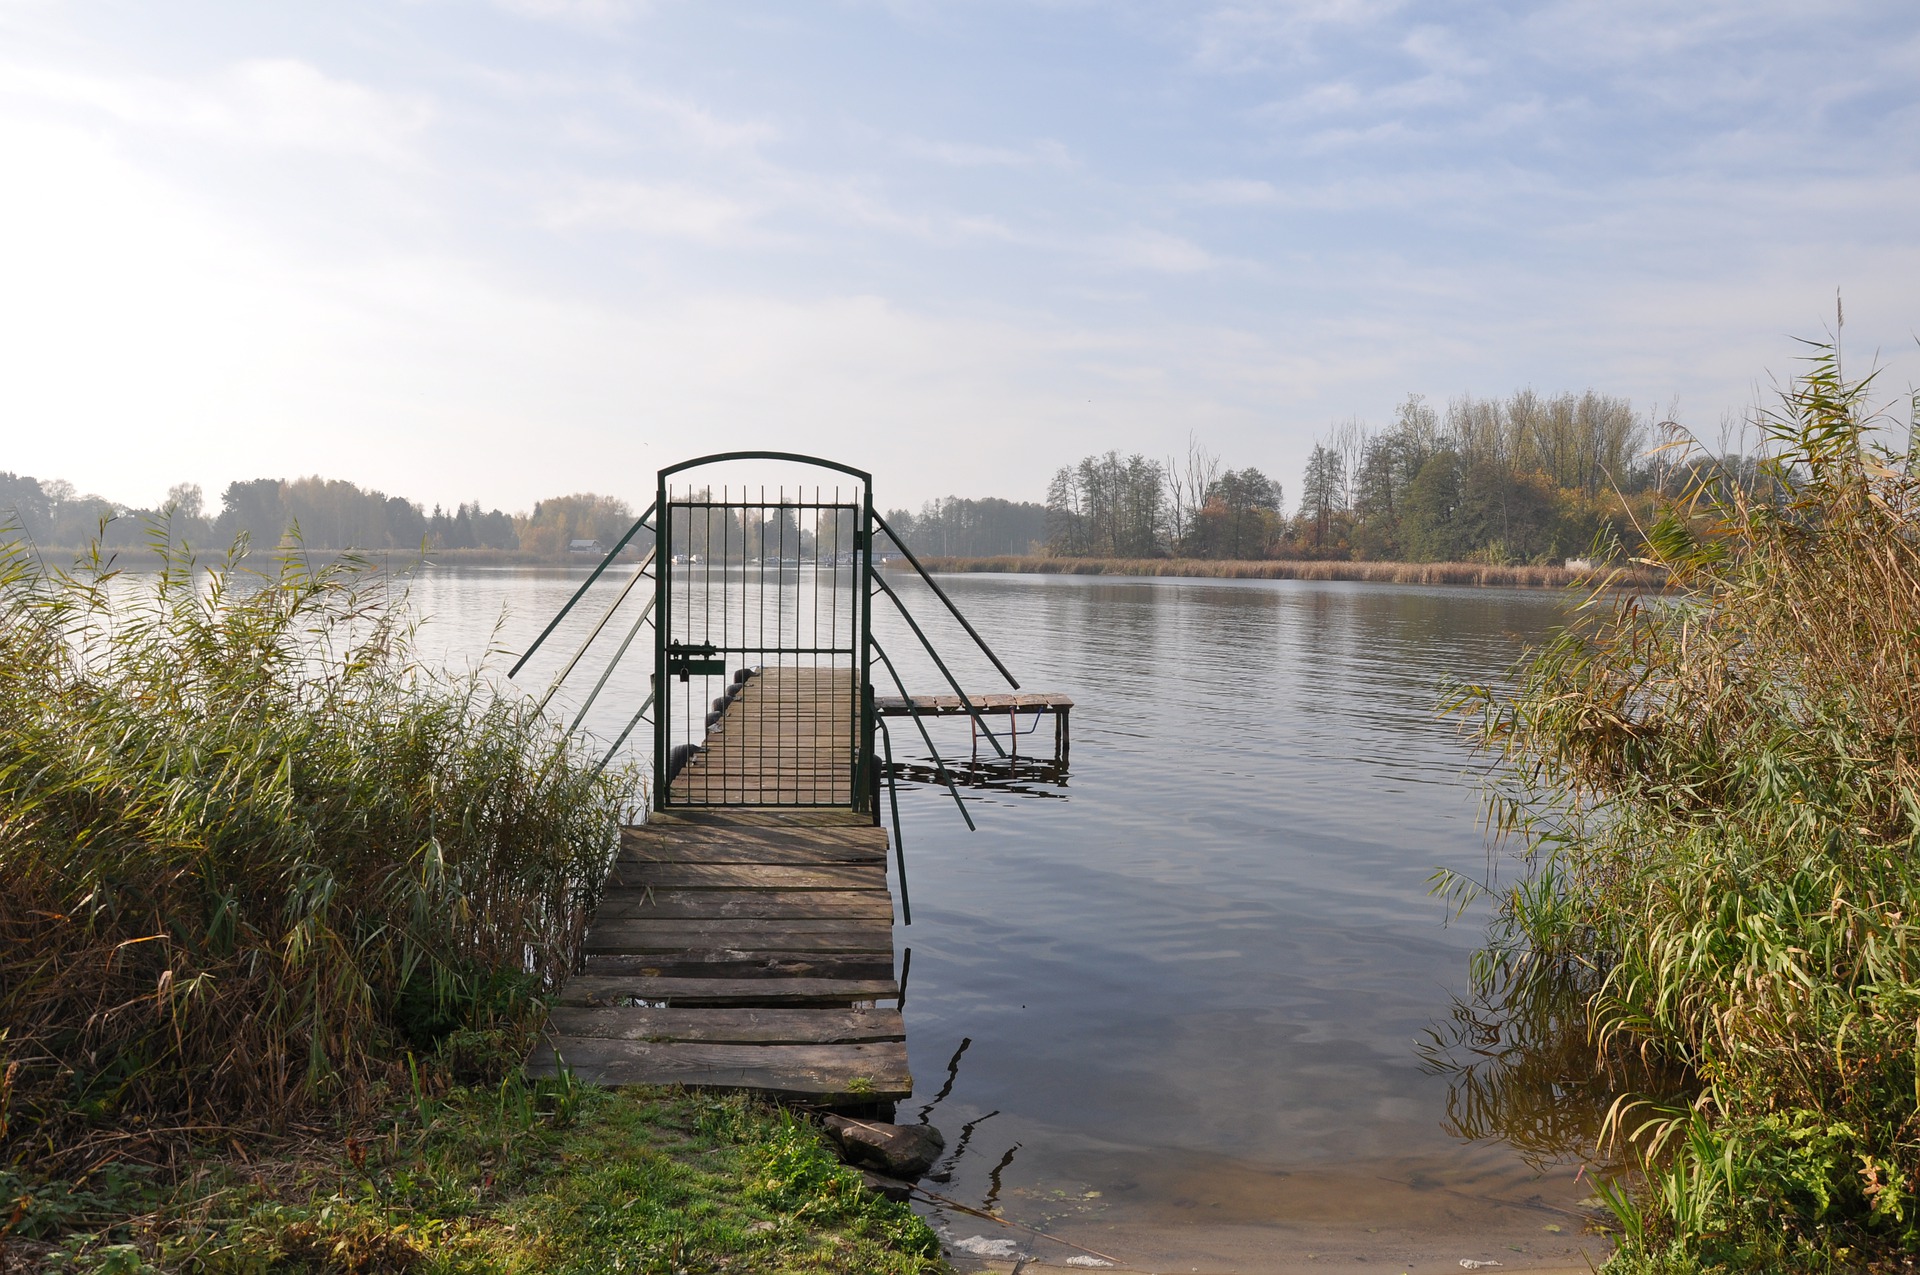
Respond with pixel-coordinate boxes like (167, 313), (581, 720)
(885, 754), (1068, 797)
(1419, 959), (1616, 1171)
(1420, 955), (1686, 1179)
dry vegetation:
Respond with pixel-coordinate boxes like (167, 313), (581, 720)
(0, 530), (629, 1171)
(913, 553), (1667, 589)
(1445, 341), (1920, 1270)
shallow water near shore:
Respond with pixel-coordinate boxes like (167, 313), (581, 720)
(406, 566), (1607, 1270)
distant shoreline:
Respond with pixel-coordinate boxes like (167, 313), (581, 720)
(19, 544), (635, 569)
(908, 554), (1668, 590)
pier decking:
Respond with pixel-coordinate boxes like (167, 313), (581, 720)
(529, 669), (910, 1101)
(675, 667), (856, 806)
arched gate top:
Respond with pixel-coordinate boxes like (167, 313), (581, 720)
(658, 450), (873, 487)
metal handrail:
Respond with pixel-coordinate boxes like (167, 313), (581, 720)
(569, 591), (658, 733)
(509, 502), (656, 678)
(870, 636), (975, 831)
(594, 690), (655, 778)
(871, 510), (1020, 689)
(537, 546), (657, 713)
(870, 569), (1009, 759)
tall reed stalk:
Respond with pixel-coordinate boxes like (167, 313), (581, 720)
(1446, 340), (1920, 1268)
(0, 526), (631, 1167)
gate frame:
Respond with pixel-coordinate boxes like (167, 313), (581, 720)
(652, 451), (876, 817)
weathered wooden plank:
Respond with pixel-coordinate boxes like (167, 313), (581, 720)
(526, 1038), (911, 1099)
(875, 693), (1073, 714)
(620, 838), (886, 867)
(640, 809), (873, 828)
(557, 974), (898, 1007)
(594, 891), (893, 920)
(584, 919), (892, 952)
(598, 883), (893, 919)
(545, 1007), (904, 1045)
(582, 953), (895, 980)
(614, 864), (886, 892)
(578, 916), (893, 939)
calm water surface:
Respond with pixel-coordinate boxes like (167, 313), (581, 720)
(409, 567), (1597, 1269)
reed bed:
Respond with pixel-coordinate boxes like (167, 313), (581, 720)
(1447, 342), (1920, 1269)
(0, 529), (631, 1170)
(912, 554), (1666, 589)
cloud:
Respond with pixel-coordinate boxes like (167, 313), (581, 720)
(622, 91), (780, 152)
(490, 0), (650, 31)
(1096, 228), (1219, 274)
(1179, 177), (1287, 206)
(540, 179), (761, 242)
(896, 135), (1074, 168)
(1183, 0), (1407, 71)
(0, 58), (432, 161)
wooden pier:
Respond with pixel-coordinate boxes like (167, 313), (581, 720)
(520, 453), (1068, 1106)
(876, 691), (1072, 763)
(529, 668), (911, 1101)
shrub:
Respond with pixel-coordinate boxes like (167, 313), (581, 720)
(1449, 338), (1920, 1265)
(0, 525), (631, 1165)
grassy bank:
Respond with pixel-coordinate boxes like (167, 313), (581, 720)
(1447, 342), (1920, 1270)
(1, 1078), (940, 1274)
(912, 553), (1667, 589)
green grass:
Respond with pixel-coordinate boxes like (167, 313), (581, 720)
(1, 1074), (946, 1274)
(1442, 337), (1920, 1270)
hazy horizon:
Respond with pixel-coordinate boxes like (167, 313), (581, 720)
(2, 1), (1915, 514)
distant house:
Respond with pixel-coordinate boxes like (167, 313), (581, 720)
(569, 538), (603, 553)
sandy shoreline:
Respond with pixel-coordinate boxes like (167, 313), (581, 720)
(924, 1144), (1611, 1274)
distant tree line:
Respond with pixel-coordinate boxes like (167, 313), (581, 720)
(1038, 389), (1678, 564)
(0, 471), (643, 558)
(2, 386), (1722, 568)
(879, 496), (1048, 558)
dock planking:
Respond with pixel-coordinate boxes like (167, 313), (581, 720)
(529, 668), (911, 1100)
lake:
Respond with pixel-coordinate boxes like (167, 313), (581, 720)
(408, 566), (1606, 1272)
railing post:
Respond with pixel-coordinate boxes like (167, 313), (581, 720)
(857, 483), (877, 817)
(653, 470), (670, 810)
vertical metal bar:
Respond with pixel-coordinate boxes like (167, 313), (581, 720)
(653, 473), (670, 810)
(859, 480), (876, 817)
(758, 487), (766, 809)
(879, 716), (910, 924)
(702, 485), (712, 664)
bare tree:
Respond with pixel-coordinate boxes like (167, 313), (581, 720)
(1164, 432), (1220, 548)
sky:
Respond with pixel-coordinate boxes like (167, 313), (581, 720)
(1, 0), (1916, 515)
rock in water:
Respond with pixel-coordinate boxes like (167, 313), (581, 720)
(860, 1170), (915, 1202)
(823, 1115), (946, 1178)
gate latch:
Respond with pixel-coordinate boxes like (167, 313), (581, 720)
(666, 641), (725, 682)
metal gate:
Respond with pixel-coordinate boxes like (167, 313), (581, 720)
(652, 452), (873, 811)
